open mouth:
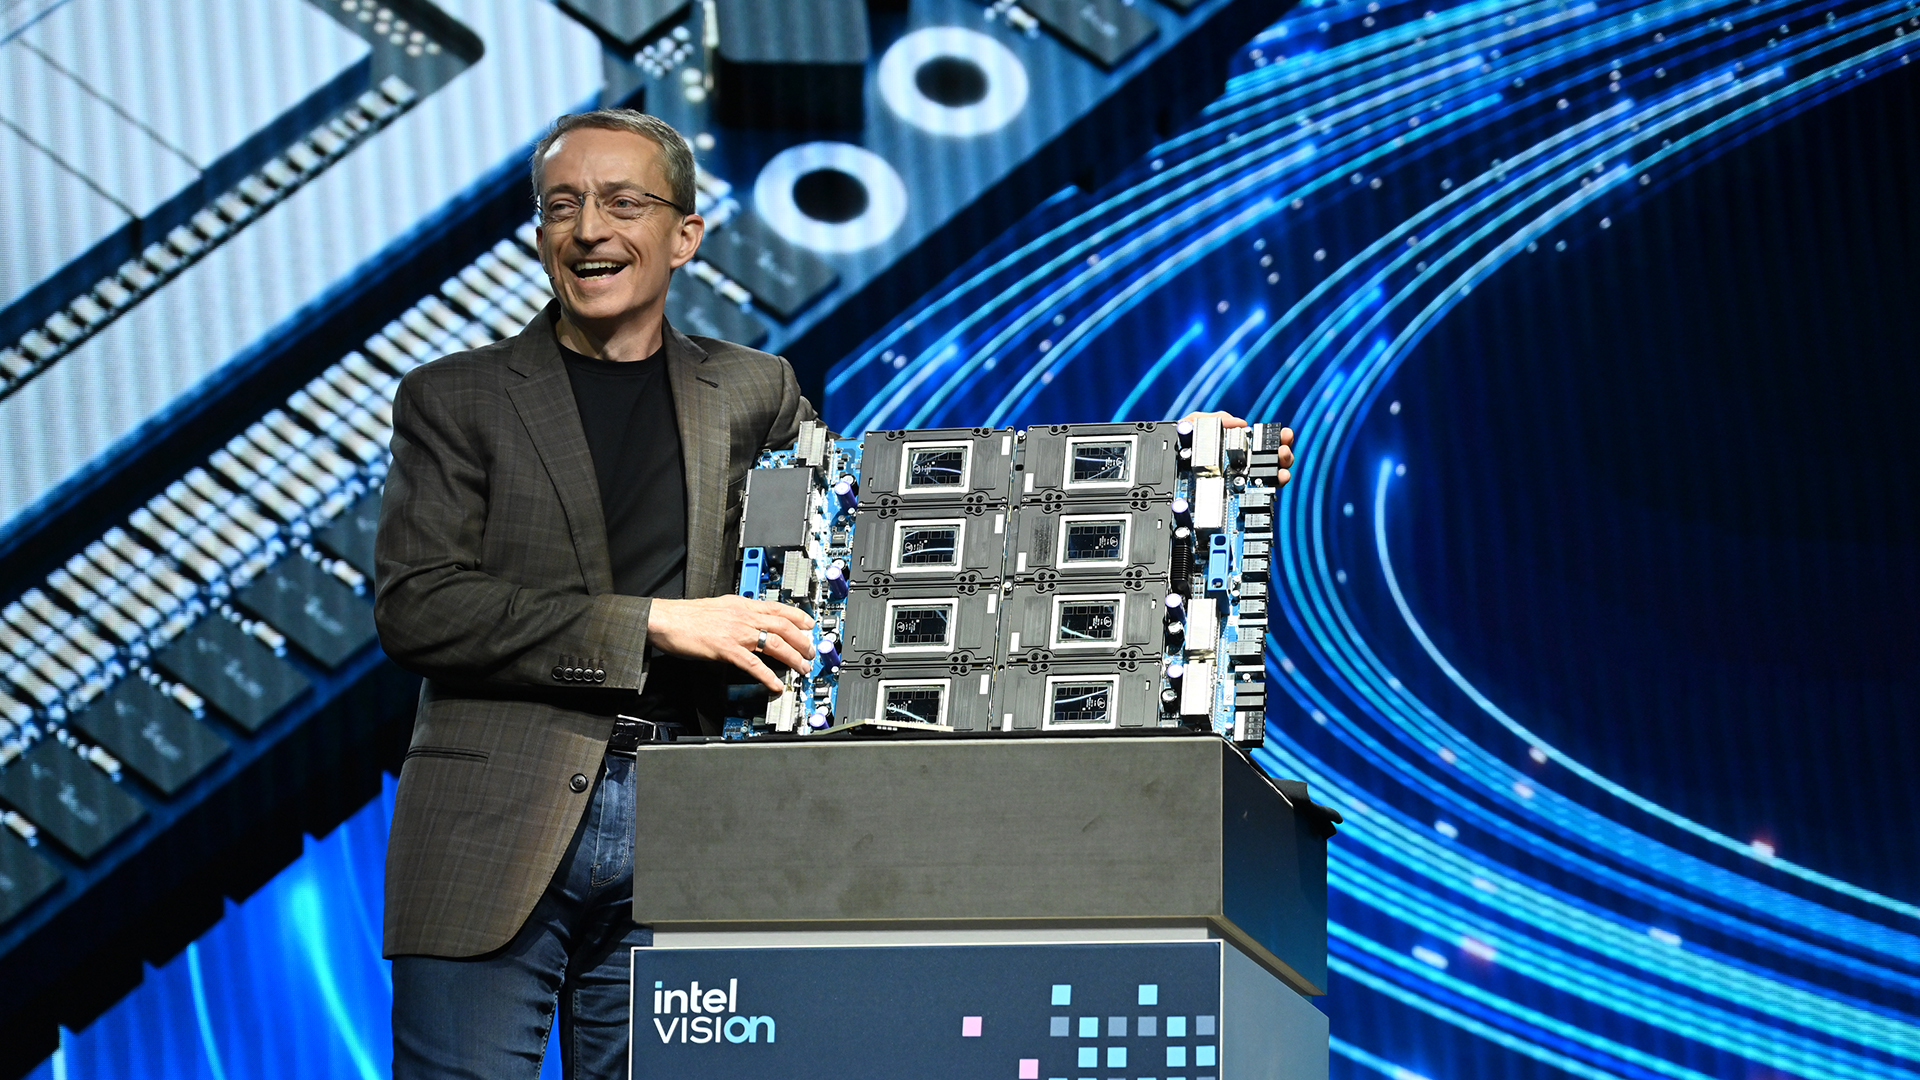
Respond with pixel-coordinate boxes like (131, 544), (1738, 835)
(571, 260), (627, 280)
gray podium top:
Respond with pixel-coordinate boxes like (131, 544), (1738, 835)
(630, 734), (1328, 996)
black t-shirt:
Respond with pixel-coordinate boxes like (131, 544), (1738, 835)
(559, 335), (699, 730)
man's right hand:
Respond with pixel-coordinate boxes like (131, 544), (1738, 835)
(646, 596), (816, 693)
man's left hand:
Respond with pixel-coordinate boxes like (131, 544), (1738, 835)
(1179, 411), (1294, 489)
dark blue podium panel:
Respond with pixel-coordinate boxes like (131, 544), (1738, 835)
(632, 942), (1228, 1080)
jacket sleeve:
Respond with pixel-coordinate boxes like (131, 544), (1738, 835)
(372, 367), (651, 691)
(761, 354), (821, 452)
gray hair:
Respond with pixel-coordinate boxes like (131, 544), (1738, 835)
(530, 109), (696, 216)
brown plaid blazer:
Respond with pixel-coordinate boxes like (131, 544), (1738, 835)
(373, 304), (815, 958)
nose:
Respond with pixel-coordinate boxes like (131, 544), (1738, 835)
(571, 192), (615, 243)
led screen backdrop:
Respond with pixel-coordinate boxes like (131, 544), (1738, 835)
(3, 0), (1916, 1077)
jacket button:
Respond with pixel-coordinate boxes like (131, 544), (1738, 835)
(552, 666), (564, 681)
(594, 669), (606, 682)
(569, 773), (589, 793)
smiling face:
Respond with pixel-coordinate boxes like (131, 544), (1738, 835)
(534, 126), (703, 358)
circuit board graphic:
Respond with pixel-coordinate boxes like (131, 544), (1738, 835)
(730, 417), (1286, 745)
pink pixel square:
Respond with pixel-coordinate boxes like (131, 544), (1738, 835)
(1018, 1059), (1040, 1079)
(962, 1016), (983, 1037)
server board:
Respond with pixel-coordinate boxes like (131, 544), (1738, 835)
(731, 417), (1286, 745)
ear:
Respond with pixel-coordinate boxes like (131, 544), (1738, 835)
(668, 213), (706, 270)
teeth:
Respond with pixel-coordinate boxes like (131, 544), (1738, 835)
(575, 261), (623, 273)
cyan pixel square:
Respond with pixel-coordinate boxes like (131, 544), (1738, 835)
(1051, 1016), (1070, 1036)
(1079, 1017), (1099, 1038)
(1078, 1047), (1098, 1068)
(1107, 1047), (1127, 1068)
(1167, 1046), (1188, 1068)
(1167, 1016), (1188, 1038)
(1108, 1016), (1127, 1037)
(1138, 1016), (1157, 1037)
(1196, 1015), (1215, 1036)
(1052, 984), (1073, 1005)
(1138, 983), (1159, 1005)
(1197, 1045), (1217, 1067)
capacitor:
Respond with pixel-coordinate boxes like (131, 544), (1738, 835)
(1166, 662), (1186, 681)
(817, 634), (841, 670)
(1176, 418), (1194, 445)
(1171, 496), (1191, 526)
(824, 561), (849, 600)
(1160, 688), (1181, 708)
(832, 478), (858, 514)
(1163, 592), (1185, 617)
(808, 707), (832, 730)
(1165, 619), (1186, 641)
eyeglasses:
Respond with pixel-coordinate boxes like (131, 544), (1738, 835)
(538, 189), (689, 225)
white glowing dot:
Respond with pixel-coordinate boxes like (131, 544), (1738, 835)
(1038, 339), (1051, 351)
(1342, 502), (1354, 516)
(1529, 746), (1548, 764)
(1600, 217), (1612, 229)
(1395, 463), (1406, 476)
(1369, 177), (1382, 189)
(1512, 781), (1535, 798)
(983, 358), (997, 370)
(1438, 747), (1457, 763)
(1039, 371), (1053, 385)
(1336, 569), (1348, 583)
(1648, 928), (1683, 946)
(1086, 253), (1100, 265)
(694, 132), (716, 151)
(892, 355), (907, 369)
(1471, 877), (1499, 893)
(1460, 937), (1496, 961)
(1639, 174), (1651, 185)
(684, 85), (707, 104)
(1254, 238), (1267, 250)
(1260, 255), (1273, 266)
(1557, 98), (1569, 109)
(1389, 400), (1401, 414)
(1280, 657), (1296, 673)
(1391, 1068), (1433, 1080)
(1314, 249), (1327, 261)
(1434, 820), (1458, 839)
(1268, 273), (1280, 284)
(1555, 240), (1568, 251)
(1311, 709), (1328, 724)
(1053, 313), (1065, 325)
(1152, 159), (1164, 171)
(1750, 839), (1776, 859)
(1363, 15), (1375, 25)
(1291, 198), (1305, 210)
(1217, 301), (1230, 313)
(1413, 946), (1448, 969)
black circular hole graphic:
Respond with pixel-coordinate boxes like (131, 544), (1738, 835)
(792, 169), (870, 224)
(914, 55), (989, 107)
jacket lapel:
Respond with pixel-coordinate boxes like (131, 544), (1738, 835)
(503, 306), (615, 594)
(664, 320), (728, 598)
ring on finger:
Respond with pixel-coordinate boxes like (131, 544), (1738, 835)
(754, 629), (768, 653)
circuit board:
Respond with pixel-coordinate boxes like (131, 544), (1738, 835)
(727, 418), (1285, 746)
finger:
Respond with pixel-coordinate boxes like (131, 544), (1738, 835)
(1275, 467), (1292, 488)
(1219, 413), (1250, 429)
(767, 617), (816, 661)
(730, 647), (786, 694)
(1277, 426), (1294, 446)
(760, 632), (814, 675)
(767, 600), (816, 631)
(1277, 445), (1294, 468)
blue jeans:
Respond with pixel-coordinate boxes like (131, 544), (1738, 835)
(392, 755), (651, 1080)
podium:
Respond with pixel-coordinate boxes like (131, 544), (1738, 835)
(629, 734), (1330, 1080)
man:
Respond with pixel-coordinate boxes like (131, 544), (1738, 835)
(375, 108), (1298, 1077)
(374, 109), (819, 1078)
